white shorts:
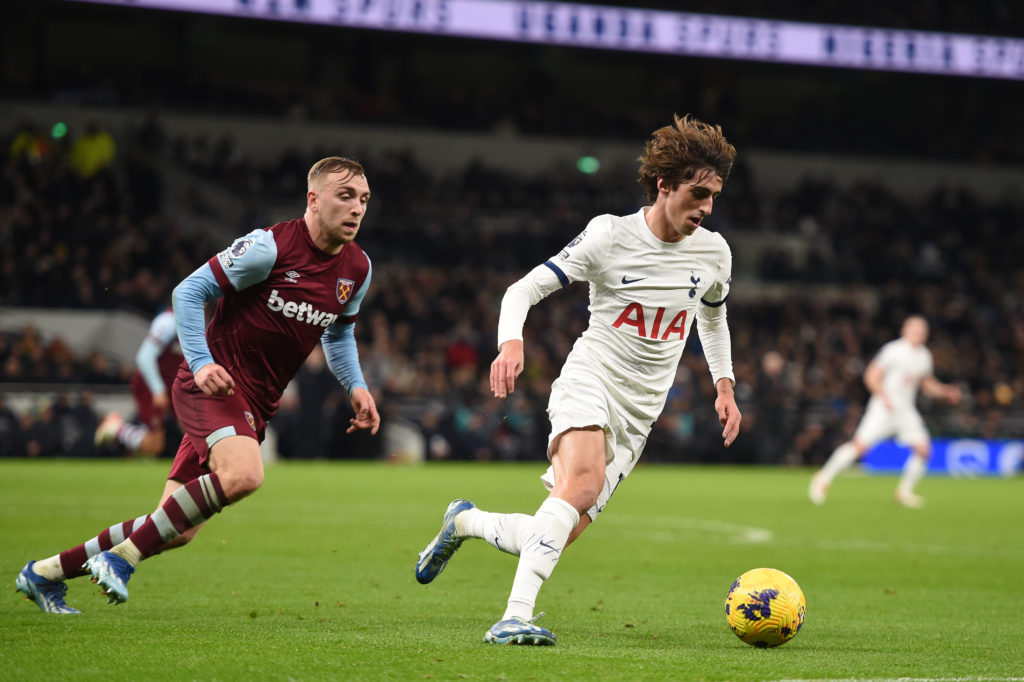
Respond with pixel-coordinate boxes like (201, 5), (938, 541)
(540, 369), (655, 521)
(853, 399), (929, 448)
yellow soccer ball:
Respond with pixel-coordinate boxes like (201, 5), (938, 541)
(725, 567), (806, 648)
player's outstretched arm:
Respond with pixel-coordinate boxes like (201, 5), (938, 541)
(921, 375), (962, 404)
(491, 339), (524, 398)
(714, 377), (741, 447)
(347, 387), (380, 435)
(492, 262), (565, 399)
(172, 262), (227, 381)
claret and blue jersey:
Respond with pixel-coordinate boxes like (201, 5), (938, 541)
(171, 218), (371, 421)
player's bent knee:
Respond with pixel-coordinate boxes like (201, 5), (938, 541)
(222, 468), (264, 501)
(210, 435), (265, 501)
(578, 487), (602, 514)
(560, 486), (601, 516)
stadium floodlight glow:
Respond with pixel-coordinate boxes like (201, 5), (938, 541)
(65, 0), (1024, 81)
(576, 156), (600, 174)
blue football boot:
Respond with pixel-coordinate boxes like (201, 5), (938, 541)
(484, 613), (557, 645)
(15, 562), (80, 614)
(415, 499), (475, 584)
(84, 551), (135, 604)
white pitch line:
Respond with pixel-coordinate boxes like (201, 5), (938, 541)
(812, 538), (1024, 559)
(605, 514), (774, 544)
(601, 516), (1024, 558)
(774, 678), (1024, 682)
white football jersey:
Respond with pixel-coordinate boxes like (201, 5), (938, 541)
(871, 338), (934, 409)
(501, 207), (733, 414)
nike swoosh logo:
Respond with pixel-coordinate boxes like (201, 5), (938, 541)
(621, 276), (646, 284)
(538, 539), (560, 554)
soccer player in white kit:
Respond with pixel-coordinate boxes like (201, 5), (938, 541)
(415, 115), (742, 645)
(809, 315), (961, 509)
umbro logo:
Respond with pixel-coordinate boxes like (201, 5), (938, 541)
(621, 275), (646, 284)
(284, 270), (301, 283)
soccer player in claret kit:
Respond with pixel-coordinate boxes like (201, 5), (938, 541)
(416, 115), (743, 645)
(95, 307), (184, 457)
(16, 157), (380, 613)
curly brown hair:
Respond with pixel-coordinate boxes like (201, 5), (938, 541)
(307, 156), (366, 189)
(637, 114), (736, 204)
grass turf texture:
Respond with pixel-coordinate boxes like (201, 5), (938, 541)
(2, 459), (1022, 681)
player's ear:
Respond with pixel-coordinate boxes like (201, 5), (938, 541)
(656, 177), (671, 196)
(307, 190), (318, 212)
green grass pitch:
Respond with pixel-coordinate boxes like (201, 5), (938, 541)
(2, 459), (1022, 681)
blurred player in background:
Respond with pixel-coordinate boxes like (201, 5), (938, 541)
(809, 315), (962, 508)
(16, 156), (380, 613)
(95, 307), (183, 457)
(416, 115), (742, 645)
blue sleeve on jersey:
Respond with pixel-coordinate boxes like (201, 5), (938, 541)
(321, 255), (371, 394)
(219, 229), (277, 292)
(135, 336), (166, 395)
(322, 323), (368, 395)
(344, 255), (372, 317)
(171, 265), (222, 375)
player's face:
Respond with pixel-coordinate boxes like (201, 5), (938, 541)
(658, 171), (724, 240)
(309, 171), (371, 250)
(902, 317), (929, 346)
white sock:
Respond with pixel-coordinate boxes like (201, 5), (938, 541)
(898, 455), (927, 495)
(502, 497), (580, 621)
(32, 555), (64, 582)
(118, 424), (149, 451)
(110, 539), (143, 567)
(819, 442), (860, 483)
(455, 509), (532, 556)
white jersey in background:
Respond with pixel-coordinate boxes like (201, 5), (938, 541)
(871, 338), (934, 409)
(854, 338), (934, 447)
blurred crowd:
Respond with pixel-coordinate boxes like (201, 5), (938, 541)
(2, 117), (1022, 465)
(1, 119), (218, 311)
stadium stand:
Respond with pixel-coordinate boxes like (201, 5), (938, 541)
(3, 110), (1021, 465)
(2, 2), (1021, 464)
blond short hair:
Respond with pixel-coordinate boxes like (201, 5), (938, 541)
(307, 156), (366, 189)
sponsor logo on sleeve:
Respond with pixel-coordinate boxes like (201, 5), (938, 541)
(230, 237), (255, 259)
(217, 237), (255, 270)
(558, 228), (588, 260)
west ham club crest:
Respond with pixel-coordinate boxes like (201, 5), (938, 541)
(337, 278), (354, 304)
